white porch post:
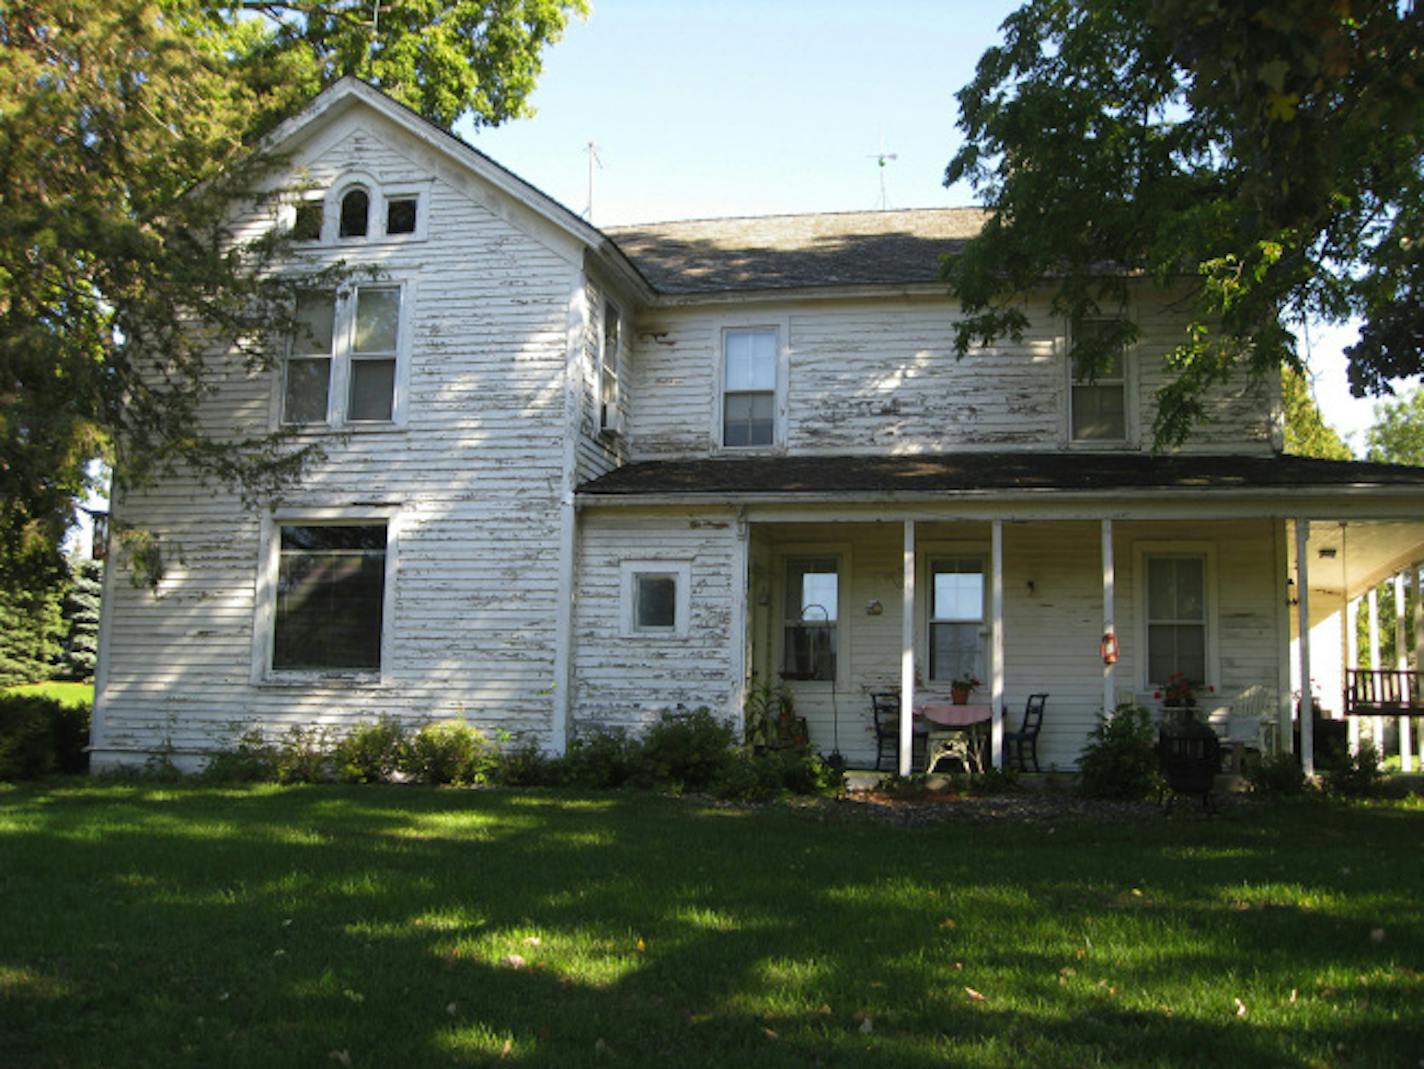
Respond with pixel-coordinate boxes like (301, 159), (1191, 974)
(1368, 587), (1384, 757)
(899, 519), (916, 776)
(1395, 572), (1412, 772)
(1296, 518), (1315, 776)
(1412, 563), (1423, 771)
(728, 514), (750, 735)
(1346, 596), (1360, 755)
(991, 519), (1005, 770)
(1101, 519), (1116, 716)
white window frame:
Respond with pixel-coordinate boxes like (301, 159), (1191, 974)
(252, 508), (400, 685)
(334, 180), (375, 242)
(917, 546), (990, 687)
(598, 299), (623, 435)
(1066, 316), (1136, 448)
(716, 318), (789, 452)
(277, 278), (414, 430)
(773, 542), (851, 689)
(1134, 540), (1219, 692)
(619, 560), (691, 638)
(377, 182), (432, 242)
(281, 173), (431, 245)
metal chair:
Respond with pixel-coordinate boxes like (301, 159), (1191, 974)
(1004, 693), (1048, 772)
(869, 691), (900, 771)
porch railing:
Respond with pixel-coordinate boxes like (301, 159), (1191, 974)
(1344, 669), (1424, 717)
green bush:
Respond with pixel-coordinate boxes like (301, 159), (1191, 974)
(333, 717), (409, 783)
(0, 693), (91, 779)
(494, 736), (562, 787)
(201, 727), (277, 783)
(1246, 751), (1309, 796)
(966, 766), (1020, 796)
(641, 707), (735, 792)
(562, 728), (644, 789)
(1322, 747), (1384, 798)
(273, 725), (334, 784)
(402, 719), (496, 786)
(1077, 703), (1162, 800)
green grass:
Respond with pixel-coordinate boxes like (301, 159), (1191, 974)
(2, 681), (93, 707)
(0, 786), (1420, 1068)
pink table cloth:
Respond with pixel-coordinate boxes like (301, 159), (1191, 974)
(915, 703), (993, 727)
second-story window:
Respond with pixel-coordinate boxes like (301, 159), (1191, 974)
(282, 284), (404, 427)
(599, 301), (621, 433)
(1070, 318), (1129, 442)
(339, 187), (371, 238)
(722, 327), (777, 447)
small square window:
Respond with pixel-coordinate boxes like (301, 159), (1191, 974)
(635, 575), (677, 630)
(292, 202), (323, 241)
(386, 198), (418, 235)
(620, 561), (690, 638)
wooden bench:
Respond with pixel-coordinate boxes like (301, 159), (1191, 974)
(1344, 669), (1424, 717)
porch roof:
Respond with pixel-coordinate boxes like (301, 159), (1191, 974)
(577, 452), (1424, 500)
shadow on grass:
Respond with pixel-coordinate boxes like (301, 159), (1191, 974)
(0, 784), (1420, 1067)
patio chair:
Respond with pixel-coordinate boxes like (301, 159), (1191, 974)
(870, 691), (900, 771)
(1004, 693), (1048, 772)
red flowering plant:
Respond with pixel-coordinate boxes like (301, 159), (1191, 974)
(1154, 672), (1214, 722)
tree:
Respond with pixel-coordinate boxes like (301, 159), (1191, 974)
(0, 549), (65, 686)
(60, 557), (103, 682)
(945, 0), (1424, 446)
(1364, 385), (1424, 466)
(0, 0), (584, 581)
(1281, 367), (1352, 460)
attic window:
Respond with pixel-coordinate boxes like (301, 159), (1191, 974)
(292, 202), (323, 242)
(386, 198), (418, 235)
(339, 188), (370, 238)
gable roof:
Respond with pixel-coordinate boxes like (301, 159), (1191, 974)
(578, 452), (1424, 501)
(606, 208), (986, 294)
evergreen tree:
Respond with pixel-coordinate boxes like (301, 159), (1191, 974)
(0, 551), (66, 686)
(1281, 367), (1353, 460)
(60, 558), (103, 682)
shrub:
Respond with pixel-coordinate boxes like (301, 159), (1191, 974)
(201, 727), (277, 783)
(0, 694), (91, 779)
(1322, 747), (1384, 799)
(402, 719), (496, 786)
(711, 747), (842, 802)
(273, 725), (334, 784)
(640, 707), (735, 792)
(562, 728), (644, 789)
(494, 736), (562, 787)
(1245, 751), (1309, 796)
(1077, 702), (1162, 800)
(966, 766), (1020, 796)
(333, 717), (409, 783)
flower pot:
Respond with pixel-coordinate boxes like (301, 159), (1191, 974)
(951, 686), (971, 705)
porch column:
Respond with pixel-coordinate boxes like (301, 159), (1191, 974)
(991, 519), (1005, 770)
(1295, 518), (1315, 776)
(1101, 519), (1116, 716)
(1368, 587), (1384, 757)
(1346, 596), (1360, 755)
(729, 514), (750, 733)
(1395, 572), (1412, 772)
(1412, 563), (1423, 772)
(899, 519), (916, 776)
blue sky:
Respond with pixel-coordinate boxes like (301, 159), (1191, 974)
(467, 0), (1388, 446)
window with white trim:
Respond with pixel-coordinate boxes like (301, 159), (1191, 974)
(928, 557), (985, 683)
(782, 556), (838, 680)
(339, 186), (371, 238)
(599, 301), (621, 433)
(282, 284), (405, 427)
(272, 524), (387, 672)
(620, 561), (691, 637)
(1145, 554), (1207, 685)
(1070, 318), (1128, 442)
(722, 327), (777, 447)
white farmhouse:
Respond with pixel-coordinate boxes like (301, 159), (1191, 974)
(91, 79), (1424, 776)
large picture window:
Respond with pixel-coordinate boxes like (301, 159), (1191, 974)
(783, 556), (838, 681)
(282, 284), (405, 427)
(1146, 554), (1206, 685)
(928, 557), (984, 682)
(272, 524), (387, 671)
(722, 327), (777, 447)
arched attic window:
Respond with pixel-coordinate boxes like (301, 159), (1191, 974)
(339, 186), (371, 238)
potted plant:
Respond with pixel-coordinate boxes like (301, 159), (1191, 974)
(1153, 673), (1221, 805)
(950, 674), (981, 705)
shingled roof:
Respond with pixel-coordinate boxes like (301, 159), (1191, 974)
(579, 453), (1424, 499)
(605, 208), (986, 294)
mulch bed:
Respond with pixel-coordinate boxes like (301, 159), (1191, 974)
(827, 788), (1248, 826)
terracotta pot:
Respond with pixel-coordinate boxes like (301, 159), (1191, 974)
(951, 686), (971, 705)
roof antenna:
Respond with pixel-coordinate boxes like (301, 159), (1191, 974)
(583, 141), (602, 221)
(866, 136), (898, 210)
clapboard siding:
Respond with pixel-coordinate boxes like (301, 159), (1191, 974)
(571, 512), (740, 734)
(627, 293), (1277, 460)
(742, 518), (1281, 770)
(94, 115), (579, 765)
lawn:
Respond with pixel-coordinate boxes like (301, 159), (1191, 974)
(0, 785), (1420, 1068)
(2, 681), (93, 708)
